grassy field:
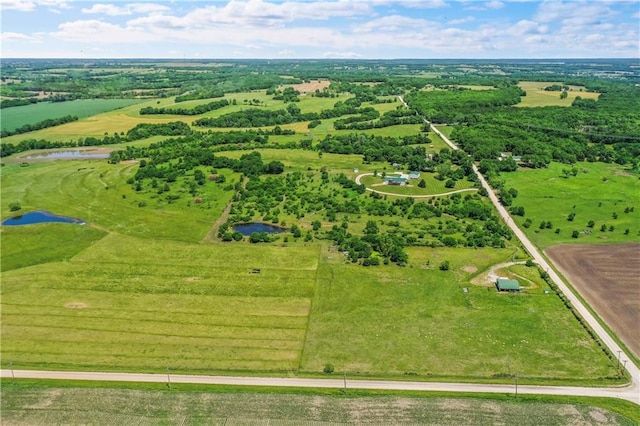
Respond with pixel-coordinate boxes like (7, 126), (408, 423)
(1, 381), (636, 425)
(0, 99), (145, 132)
(501, 162), (640, 248)
(1, 160), (235, 242)
(302, 247), (618, 381)
(517, 81), (600, 107)
(1, 234), (319, 372)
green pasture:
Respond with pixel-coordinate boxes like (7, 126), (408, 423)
(1, 160), (235, 242)
(517, 81), (600, 107)
(501, 162), (640, 248)
(302, 247), (618, 381)
(360, 173), (476, 196)
(1, 234), (318, 373)
(0, 224), (106, 272)
(1, 382), (636, 425)
(0, 99), (145, 132)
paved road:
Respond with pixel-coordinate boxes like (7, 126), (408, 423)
(354, 172), (477, 198)
(430, 125), (640, 403)
(1, 369), (638, 403)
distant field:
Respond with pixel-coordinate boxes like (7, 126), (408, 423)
(517, 81), (600, 107)
(1, 383), (635, 425)
(0, 99), (145, 132)
(501, 162), (640, 248)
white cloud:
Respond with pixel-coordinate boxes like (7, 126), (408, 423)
(323, 51), (363, 58)
(82, 3), (170, 16)
(371, 0), (448, 8)
(485, 1), (504, 9)
(0, 0), (68, 11)
(449, 16), (475, 25)
(50, 19), (156, 43)
(1, 31), (35, 40)
(354, 15), (436, 33)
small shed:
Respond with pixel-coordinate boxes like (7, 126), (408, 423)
(496, 278), (520, 292)
(408, 171), (421, 179)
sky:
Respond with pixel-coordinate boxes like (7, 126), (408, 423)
(1, 0), (639, 59)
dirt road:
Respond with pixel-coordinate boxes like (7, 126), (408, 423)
(431, 126), (640, 398)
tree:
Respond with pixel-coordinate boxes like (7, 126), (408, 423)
(364, 220), (379, 235)
(587, 220), (595, 228)
(572, 230), (579, 238)
(439, 260), (450, 271)
(8, 202), (21, 212)
(312, 220), (321, 231)
(418, 179), (426, 188)
(560, 91), (568, 99)
(323, 363), (334, 374)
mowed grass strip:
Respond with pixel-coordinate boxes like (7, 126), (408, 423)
(1, 236), (319, 373)
(0, 224), (107, 272)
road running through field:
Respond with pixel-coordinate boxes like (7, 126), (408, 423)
(354, 172), (477, 198)
(428, 123), (640, 401)
(1, 369), (638, 404)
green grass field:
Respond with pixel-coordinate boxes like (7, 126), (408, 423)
(0, 99), (145, 132)
(1, 160), (235, 242)
(1, 381), (636, 425)
(517, 81), (600, 108)
(501, 162), (640, 248)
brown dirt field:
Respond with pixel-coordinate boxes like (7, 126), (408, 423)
(546, 244), (640, 358)
(286, 79), (331, 93)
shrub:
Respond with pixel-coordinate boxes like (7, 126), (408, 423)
(8, 202), (21, 212)
(323, 363), (335, 374)
(571, 230), (579, 238)
(439, 260), (450, 271)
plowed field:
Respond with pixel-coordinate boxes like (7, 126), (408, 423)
(546, 244), (640, 357)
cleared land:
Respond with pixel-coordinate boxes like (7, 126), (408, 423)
(517, 81), (600, 107)
(0, 99), (144, 132)
(500, 161), (640, 248)
(0, 384), (634, 425)
(546, 244), (640, 358)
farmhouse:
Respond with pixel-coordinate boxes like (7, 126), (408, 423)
(496, 278), (520, 292)
(385, 176), (408, 186)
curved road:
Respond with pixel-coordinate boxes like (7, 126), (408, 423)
(354, 173), (477, 198)
(430, 124), (640, 401)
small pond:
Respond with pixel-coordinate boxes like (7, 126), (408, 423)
(2, 211), (85, 226)
(233, 222), (286, 236)
(25, 150), (109, 159)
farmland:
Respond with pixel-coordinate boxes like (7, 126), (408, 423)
(1, 382), (636, 425)
(517, 81), (600, 108)
(0, 99), (145, 132)
(1, 58), (639, 411)
(546, 244), (640, 359)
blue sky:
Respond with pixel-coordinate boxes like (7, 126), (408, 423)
(1, 0), (638, 58)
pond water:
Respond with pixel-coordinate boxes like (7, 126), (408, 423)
(233, 222), (286, 236)
(25, 150), (109, 159)
(2, 210), (85, 226)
